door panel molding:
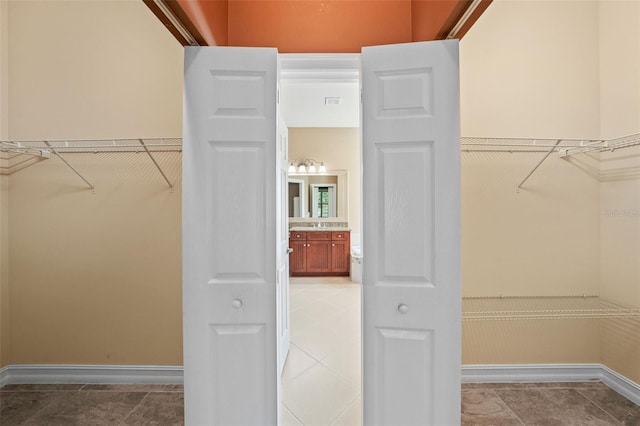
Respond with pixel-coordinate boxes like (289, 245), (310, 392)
(183, 46), (279, 425)
(362, 40), (461, 425)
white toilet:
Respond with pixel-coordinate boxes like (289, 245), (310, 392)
(350, 245), (362, 283)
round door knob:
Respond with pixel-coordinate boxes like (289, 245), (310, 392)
(232, 299), (243, 309)
(398, 304), (409, 314)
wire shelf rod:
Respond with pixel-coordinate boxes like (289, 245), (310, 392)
(46, 149), (183, 154)
(139, 139), (173, 191)
(2, 143), (181, 150)
(463, 294), (600, 299)
(516, 140), (562, 192)
(461, 142), (581, 148)
(0, 137), (181, 143)
(463, 313), (640, 321)
(43, 141), (95, 192)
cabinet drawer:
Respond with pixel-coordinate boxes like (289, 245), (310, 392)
(290, 232), (307, 240)
(306, 231), (331, 241)
(331, 231), (349, 241)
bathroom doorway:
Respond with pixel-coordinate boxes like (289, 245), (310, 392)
(279, 55), (363, 424)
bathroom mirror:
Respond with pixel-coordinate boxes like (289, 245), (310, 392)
(288, 171), (347, 219)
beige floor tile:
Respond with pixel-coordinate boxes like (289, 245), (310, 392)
(290, 291), (320, 311)
(331, 396), (362, 426)
(284, 280), (362, 424)
(282, 344), (318, 383)
(323, 309), (361, 338)
(293, 320), (354, 361)
(282, 363), (359, 426)
(290, 309), (319, 341)
(281, 404), (304, 425)
(323, 288), (362, 310)
(291, 277), (353, 286)
(298, 299), (345, 320)
(301, 286), (350, 301)
(321, 339), (362, 386)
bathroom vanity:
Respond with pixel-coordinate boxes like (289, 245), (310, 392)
(289, 230), (350, 276)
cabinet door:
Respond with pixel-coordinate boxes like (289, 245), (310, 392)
(289, 240), (307, 274)
(331, 240), (350, 273)
(306, 241), (332, 273)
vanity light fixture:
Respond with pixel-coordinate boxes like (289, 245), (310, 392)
(289, 158), (326, 173)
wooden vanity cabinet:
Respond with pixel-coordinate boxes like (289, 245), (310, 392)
(330, 231), (350, 273)
(289, 232), (307, 274)
(289, 230), (350, 276)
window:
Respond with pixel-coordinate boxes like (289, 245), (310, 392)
(317, 187), (329, 218)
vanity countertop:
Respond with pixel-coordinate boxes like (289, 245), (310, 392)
(289, 227), (351, 232)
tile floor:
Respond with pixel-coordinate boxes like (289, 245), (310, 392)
(0, 384), (183, 425)
(1, 278), (639, 425)
(282, 277), (362, 425)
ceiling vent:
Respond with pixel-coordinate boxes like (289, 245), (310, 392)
(324, 97), (342, 105)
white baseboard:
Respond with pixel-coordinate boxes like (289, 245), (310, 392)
(462, 363), (640, 406)
(462, 363), (605, 383)
(0, 366), (8, 388)
(600, 365), (640, 406)
(2, 363), (638, 405)
(0, 364), (183, 387)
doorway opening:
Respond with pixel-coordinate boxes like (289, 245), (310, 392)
(280, 53), (363, 425)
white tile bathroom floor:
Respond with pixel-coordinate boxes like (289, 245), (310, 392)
(281, 277), (362, 426)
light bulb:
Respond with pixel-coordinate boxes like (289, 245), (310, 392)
(298, 164), (306, 173)
(319, 162), (327, 173)
(288, 163), (296, 173)
(308, 163), (316, 173)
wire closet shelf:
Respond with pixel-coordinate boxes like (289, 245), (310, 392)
(0, 138), (181, 191)
(460, 133), (640, 154)
(461, 133), (640, 192)
(462, 295), (640, 321)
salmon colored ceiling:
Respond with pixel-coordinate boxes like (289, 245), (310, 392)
(146, 0), (492, 53)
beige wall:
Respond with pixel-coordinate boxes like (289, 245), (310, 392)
(599, 0), (640, 140)
(9, 153), (182, 365)
(288, 127), (361, 243)
(461, 0), (640, 377)
(599, 147), (640, 382)
(1, 0), (9, 368)
(598, 1), (640, 384)
(7, 0), (183, 140)
(460, 150), (602, 365)
(460, 0), (601, 139)
(0, 175), (8, 368)
(3, 0), (183, 367)
(459, 0), (603, 366)
(461, 152), (601, 298)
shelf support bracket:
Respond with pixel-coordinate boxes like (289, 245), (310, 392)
(139, 139), (174, 192)
(43, 141), (95, 193)
(516, 139), (561, 193)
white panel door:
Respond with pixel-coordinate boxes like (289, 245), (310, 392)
(361, 40), (461, 425)
(183, 46), (278, 426)
(276, 112), (290, 376)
